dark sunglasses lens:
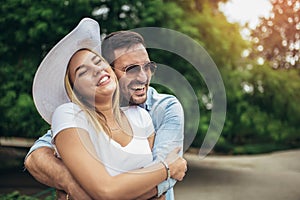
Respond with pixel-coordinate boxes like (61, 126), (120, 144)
(125, 65), (140, 74)
(125, 62), (157, 75)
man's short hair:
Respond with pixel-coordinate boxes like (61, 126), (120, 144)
(101, 31), (145, 65)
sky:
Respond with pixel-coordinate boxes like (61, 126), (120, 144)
(219, 0), (273, 29)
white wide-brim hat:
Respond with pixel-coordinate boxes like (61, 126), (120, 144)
(33, 18), (101, 124)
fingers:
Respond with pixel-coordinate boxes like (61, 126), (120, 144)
(169, 147), (181, 155)
(180, 158), (188, 180)
(172, 157), (187, 181)
(185, 163), (188, 172)
(56, 190), (67, 200)
(166, 147), (182, 164)
(174, 147), (182, 154)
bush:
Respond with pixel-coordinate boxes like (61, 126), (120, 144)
(0, 191), (54, 200)
(0, 191), (38, 200)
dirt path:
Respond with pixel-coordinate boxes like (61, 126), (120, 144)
(174, 149), (300, 200)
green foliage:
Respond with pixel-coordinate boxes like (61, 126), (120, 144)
(0, 0), (238, 140)
(0, 191), (38, 200)
(0, 190), (54, 200)
(0, 0), (98, 137)
(222, 61), (300, 152)
(232, 143), (290, 155)
(250, 0), (300, 69)
(0, 0), (299, 154)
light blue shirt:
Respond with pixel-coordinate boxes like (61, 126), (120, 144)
(26, 86), (184, 199)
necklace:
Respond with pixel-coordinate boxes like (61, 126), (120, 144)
(110, 127), (120, 131)
(109, 121), (122, 132)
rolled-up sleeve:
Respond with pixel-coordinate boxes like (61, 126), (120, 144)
(150, 95), (184, 197)
(24, 130), (53, 161)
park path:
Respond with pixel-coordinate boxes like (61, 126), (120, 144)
(1, 144), (300, 200)
(174, 149), (300, 200)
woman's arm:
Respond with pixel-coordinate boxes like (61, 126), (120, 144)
(134, 187), (161, 200)
(55, 128), (186, 200)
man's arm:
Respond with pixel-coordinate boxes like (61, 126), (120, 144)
(151, 95), (185, 198)
(134, 91), (184, 200)
(24, 132), (91, 200)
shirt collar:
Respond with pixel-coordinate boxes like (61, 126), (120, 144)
(139, 87), (154, 111)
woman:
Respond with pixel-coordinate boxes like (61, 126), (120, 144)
(32, 18), (186, 199)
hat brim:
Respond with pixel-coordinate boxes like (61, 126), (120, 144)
(33, 18), (101, 124)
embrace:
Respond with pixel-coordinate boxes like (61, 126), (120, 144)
(25, 18), (187, 200)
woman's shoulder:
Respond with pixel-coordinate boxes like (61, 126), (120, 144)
(52, 102), (84, 121)
(54, 102), (82, 114)
(52, 102), (88, 131)
(56, 102), (80, 110)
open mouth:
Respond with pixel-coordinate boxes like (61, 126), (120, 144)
(97, 75), (110, 86)
(129, 85), (146, 96)
(131, 85), (145, 90)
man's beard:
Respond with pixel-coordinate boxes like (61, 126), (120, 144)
(119, 92), (147, 106)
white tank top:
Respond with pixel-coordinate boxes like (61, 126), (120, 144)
(52, 103), (154, 176)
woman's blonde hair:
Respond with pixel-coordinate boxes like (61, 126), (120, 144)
(64, 49), (122, 137)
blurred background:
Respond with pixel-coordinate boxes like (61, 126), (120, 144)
(0, 0), (299, 199)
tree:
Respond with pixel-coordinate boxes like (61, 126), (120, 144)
(2, 0), (298, 154)
(0, 0), (248, 144)
(250, 0), (300, 69)
(0, 0), (202, 137)
(0, 0), (100, 137)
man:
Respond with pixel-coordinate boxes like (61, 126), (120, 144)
(25, 30), (184, 200)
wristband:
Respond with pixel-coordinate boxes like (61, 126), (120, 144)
(161, 160), (170, 180)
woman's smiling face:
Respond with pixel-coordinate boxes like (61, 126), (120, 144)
(68, 49), (117, 105)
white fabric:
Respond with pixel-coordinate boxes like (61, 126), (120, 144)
(51, 103), (154, 176)
(33, 18), (101, 124)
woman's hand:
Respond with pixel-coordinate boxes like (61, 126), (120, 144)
(164, 147), (187, 181)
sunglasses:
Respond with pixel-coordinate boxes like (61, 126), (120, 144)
(114, 61), (157, 76)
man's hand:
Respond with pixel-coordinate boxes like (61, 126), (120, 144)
(147, 194), (166, 200)
(152, 195), (166, 200)
(134, 187), (159, 200)
(24, 147), (91, 200)
(56, 190), (67, 200)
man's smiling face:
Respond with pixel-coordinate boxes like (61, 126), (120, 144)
(112, 44), (152, 105)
